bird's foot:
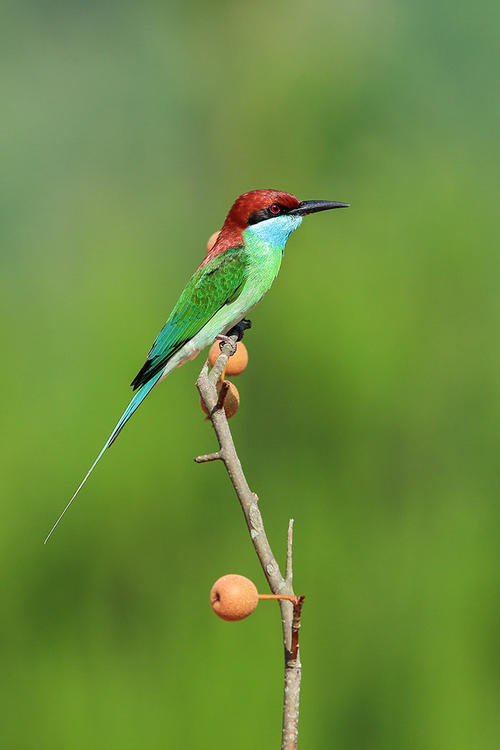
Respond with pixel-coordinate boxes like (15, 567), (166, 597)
(227, 318), (252, 342)
(215, 334), (238, 355)
(216, 319), (252, 354)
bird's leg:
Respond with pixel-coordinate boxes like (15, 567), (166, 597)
(228, 318), (252, 342)
(215, 319), (251, 354)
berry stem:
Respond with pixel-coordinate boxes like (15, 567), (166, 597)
(258, 594), (299, 604)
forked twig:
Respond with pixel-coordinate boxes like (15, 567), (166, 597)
(195, 335), (304, 749)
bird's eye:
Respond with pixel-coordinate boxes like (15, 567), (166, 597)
(270, 203), (281, 215)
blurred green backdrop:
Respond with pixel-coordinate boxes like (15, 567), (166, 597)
(1, 1), (499, 748)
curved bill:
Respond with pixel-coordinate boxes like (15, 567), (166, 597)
(289, 200), (350, 216)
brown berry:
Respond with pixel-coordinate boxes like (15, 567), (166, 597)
(208, 341), (221, 368)
(220, 380), (239, 418)
(224, 342), (248, 376)
(208, 341), (248, 376)
(210, 574), (259, 621)
(200, 380), (240, 419)
(207, 231), (220, 253)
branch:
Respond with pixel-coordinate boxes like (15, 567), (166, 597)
(193, 451), (223, 463)
(286, 518), (294, 585)
(195, 335), (304, 750)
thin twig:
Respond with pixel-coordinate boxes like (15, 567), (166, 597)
(286, 519), (294, 585)
(193, 452), (223, 463)
(195, 335), (304, 750)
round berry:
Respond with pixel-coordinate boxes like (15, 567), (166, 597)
(210, 574), (259, 621)
(224, 342), (248, 376)
(208, 341), (248, 376)
(207, 231), (220, 253)
(200, 380), (240, 419)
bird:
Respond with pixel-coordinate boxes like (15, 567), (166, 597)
(45, 189), (349, 542)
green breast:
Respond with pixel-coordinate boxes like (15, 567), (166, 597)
(242, 231), (284, 299)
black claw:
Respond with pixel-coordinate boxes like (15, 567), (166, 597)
(227, 318), (252, 342)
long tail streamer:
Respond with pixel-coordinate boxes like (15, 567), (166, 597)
(44, 373), (162, 543)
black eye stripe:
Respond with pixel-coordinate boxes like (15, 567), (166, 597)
(247, 209), (269, 225)
(248, 204), (289, 225)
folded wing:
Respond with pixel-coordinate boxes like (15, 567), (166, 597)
(131, 246), (247, 390)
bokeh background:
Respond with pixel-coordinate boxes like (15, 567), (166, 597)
(1, 1), (499, 748)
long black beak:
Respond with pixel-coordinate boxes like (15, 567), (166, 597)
(289, 199), (350, 216)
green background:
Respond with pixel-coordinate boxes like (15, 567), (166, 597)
(1, 1), (499, 748)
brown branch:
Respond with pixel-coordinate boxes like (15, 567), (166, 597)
(291, 596), (305, 662)
(282, 595), (305, 750)
(215, 380), (230, 411)
(193, 451), (223, 463)
(195, 335), (304, 750)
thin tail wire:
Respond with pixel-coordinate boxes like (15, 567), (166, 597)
(44, 373), (162, 544)
(43, 442), (110, 544)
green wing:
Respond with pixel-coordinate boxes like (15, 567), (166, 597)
(131, 247), (247, 390)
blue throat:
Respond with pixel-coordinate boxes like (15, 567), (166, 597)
(244, 214), (303, 249)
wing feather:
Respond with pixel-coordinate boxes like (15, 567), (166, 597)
(131, 247), (247, 390)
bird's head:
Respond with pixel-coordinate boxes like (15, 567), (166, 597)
(202, 189), (349, 265)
